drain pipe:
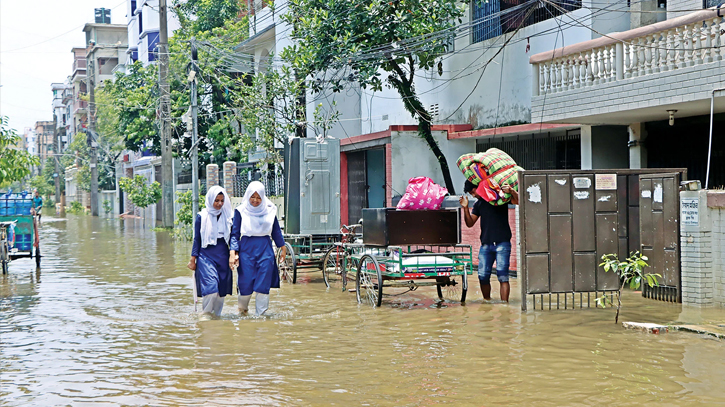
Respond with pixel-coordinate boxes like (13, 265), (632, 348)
(707, 87), (725, 189)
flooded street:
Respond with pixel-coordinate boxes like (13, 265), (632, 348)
(2, 215), (725, 406)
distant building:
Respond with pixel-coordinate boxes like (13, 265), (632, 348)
(69, 47), (89, 140)
(35, 121), (55, 166)
(23, 127), (37, 156)
(83, 22), (128, 85)
(51, 82), (71, 152)
(125, 0), (180, 66)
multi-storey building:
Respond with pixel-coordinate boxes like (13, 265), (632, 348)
(51, 82), (71, 152)
(35, 120), (55, 166)
(83, 22), (128, 86)
(528, 1), (725, 188)
(69, 47), (89, 139)
(23, 127), (37, 156)
(125, 0), (180, 66)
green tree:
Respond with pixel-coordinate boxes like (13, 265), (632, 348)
(282, 0), (464, 193)
(101, 62), (159, 155)
(29, 175), (54, 198)
(119, 175), (162, 227)
(0, 117), (40, 185)
(96, 5), (251, 169)
(175, 0), (243, 33)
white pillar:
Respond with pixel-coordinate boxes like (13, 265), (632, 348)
(580, 125), (593, 170)
(628, 123), (648, 169)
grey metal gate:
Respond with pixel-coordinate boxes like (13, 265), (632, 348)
(519, 169), (686, 311)
(639, 173), (681, 302)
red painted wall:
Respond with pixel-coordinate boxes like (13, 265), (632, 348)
(340, 152), (348, 226)
(385, 143), (392, 207)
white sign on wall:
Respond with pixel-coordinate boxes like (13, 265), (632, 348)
(681, 198), (699, 226)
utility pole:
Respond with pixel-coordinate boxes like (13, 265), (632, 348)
(88, 57), (99, 216)
(189, 40), (200, 218)
(52, 115), (61, 203)
(158, 0), (174, 227)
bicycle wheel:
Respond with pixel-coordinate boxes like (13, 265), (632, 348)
(277, 242), (297, 283)
(437, 273), (468, 303)
(322, 245), (345, 290)
(356, 254), (383, 307)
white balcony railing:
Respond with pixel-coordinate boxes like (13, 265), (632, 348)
(530, 8), (725, 96)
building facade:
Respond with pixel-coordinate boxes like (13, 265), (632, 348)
(69, 47), (88, 140)
(125, 0), (180, 66)
(23, 127), (37, 156)
(34, 120), (55, 166)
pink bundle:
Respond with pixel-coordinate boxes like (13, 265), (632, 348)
(396, 177), (448, 210)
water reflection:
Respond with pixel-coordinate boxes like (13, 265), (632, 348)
(0, 215), (724, 405)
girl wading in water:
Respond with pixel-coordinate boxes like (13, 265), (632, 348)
(188, 186), (234, 317)
(230, 181), (286, 316)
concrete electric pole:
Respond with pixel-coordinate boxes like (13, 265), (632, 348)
(190, 40), (200, 218)
(53, 115), (61, 203)
(158, 0), (174, 227)
(88, 57), (99, 216)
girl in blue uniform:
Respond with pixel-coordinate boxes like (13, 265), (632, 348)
(188, 186), (233, 317)
(230, 182), (286, 316)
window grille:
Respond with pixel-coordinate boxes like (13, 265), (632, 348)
(472, 0), (582, 43)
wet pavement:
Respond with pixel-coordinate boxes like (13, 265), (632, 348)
(1, 215), (725, 406)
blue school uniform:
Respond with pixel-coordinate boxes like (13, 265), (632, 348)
(191, 214), (233, 298)
(230, 210), (285, 296)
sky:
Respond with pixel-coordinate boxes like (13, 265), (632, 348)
(0, 0), (127, 133)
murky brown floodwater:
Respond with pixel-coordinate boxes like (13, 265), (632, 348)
(2, 215), (725, 406)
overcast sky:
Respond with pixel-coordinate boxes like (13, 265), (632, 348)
(0, 0), (126, 133)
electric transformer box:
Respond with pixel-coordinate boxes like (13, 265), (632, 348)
(284, 138), (341, 235)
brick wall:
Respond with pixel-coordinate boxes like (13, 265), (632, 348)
(206, 164), (219, 187)
(459, 205), (518, 272)
(680, 190), (725, 307)
(681, 230), (714, 306)
(222, 161), (236, 196)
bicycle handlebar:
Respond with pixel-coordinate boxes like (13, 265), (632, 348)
(341, 224), (361, 232)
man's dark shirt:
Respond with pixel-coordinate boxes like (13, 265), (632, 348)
(471, 198), (511, 244)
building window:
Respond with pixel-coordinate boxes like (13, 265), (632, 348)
(472, 0), (582, 43)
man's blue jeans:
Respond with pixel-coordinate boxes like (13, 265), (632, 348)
(478, 242), (511, 284)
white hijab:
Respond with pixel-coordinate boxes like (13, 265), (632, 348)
(200, 185), (232, 248)
(236, 181), (277, 237)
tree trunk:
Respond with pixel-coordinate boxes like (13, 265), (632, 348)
(387, 64), (456, 194)
(615, 280), (626, 324)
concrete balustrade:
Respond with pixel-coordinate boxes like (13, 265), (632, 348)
(530, 8), (724, 97)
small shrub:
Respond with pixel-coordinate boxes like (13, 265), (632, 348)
(597, 251), (661, 324)
(66, 201), (85, 214)
(102, 199), (113, 215)
(119, 175), (162, 227)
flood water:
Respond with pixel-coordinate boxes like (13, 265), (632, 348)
(1, 215), (725, 406)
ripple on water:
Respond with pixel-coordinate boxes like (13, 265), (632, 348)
(1, 215), (725, 406)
